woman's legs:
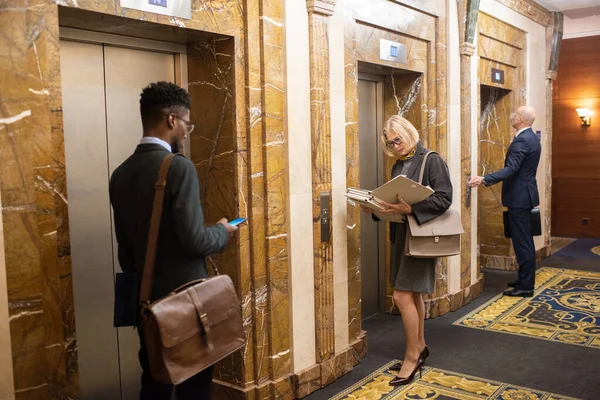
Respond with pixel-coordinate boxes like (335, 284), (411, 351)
(392, 290), (421, 377)
(413, 292), (426, 353)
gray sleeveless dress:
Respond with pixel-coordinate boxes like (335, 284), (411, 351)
(389, 159), (436, 294)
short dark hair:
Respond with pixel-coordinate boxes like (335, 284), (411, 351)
(139, 82), (191, 131)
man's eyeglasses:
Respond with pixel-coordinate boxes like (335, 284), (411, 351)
(173, 115), (195, 134)
(385, 137), (403, 148)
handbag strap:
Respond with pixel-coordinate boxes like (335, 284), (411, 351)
(139, 153), (177, 306)
(417, 151), (437, 185)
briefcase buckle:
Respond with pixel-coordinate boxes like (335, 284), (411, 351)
(434, 236), (439, 243)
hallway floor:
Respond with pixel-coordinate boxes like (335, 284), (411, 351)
(305, 241), (600, 400)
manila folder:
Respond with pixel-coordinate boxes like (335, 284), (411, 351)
(372, 175), (434, 205)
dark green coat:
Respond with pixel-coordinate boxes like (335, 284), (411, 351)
(109, 144), (228, 304)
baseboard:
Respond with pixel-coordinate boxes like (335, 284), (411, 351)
(482, 244), (551, 271)
(385, 273), (485, 318)
(293, 332), (367, 398)
(212, 333), (368, 399)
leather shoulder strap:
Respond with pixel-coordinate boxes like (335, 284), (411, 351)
(139, 153), (177, 305)
(418, 151), (437, 185)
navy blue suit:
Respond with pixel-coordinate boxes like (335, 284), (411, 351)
(484, 127), (541, 290)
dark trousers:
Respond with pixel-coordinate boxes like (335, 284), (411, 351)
(138, 328), (213, 400)
(507, 208), (536, 291)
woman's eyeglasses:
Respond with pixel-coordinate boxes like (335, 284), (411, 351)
(385, 137), (403, 148)
(173, 115), (195, 134)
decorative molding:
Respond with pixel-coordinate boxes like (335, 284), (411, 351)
(548, 12), (564, 73)
(460, 42), (476, 56)
(563, 30), (600, 39)
(306, 0), (336, 16)
(480, 245), (552, 271)
(307, 0), (335, 368)
(494, 0), (552, 27)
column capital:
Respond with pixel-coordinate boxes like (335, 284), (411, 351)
(306, 0), (336, 16)
(460, 42), (476, 56)
(546, 70), (558, 80)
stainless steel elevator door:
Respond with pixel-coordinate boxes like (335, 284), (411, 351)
(358, 79), (385, 319)
(60, 39), (176, 400)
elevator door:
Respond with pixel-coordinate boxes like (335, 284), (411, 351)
(358, 78), (385, 319)
(60, 39), (176, 400)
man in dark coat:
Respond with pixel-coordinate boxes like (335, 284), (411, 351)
(110, 81), (237, 399)
(469, 105), (541, 297)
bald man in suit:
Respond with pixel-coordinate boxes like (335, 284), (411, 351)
(469, 105), (541, 297)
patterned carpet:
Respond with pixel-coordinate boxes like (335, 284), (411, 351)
(329, 361), (578, 399)
(454, 268), (600, 349)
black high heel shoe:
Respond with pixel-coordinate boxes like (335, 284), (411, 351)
(389, 346), (429, 372)
(389, 359), (424, 386)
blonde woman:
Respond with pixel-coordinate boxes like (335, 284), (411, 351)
(360, 115), (452, 386)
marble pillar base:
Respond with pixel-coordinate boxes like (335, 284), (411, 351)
(386, 274), (485, 318)
(294, 333), (367, 399)
(212, 333), (367, 399)
(481, 245), (551, 271)
(213, 374), (295, 400)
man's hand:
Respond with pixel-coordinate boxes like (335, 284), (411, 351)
(218, 218), (239, 234)
(469, 176), (484, 187)
(379, 194), (412, 215)
(359, 205), (374, 215)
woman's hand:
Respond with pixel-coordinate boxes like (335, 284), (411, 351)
(360, 205), (374, 215)
(379, 194), (412, 215)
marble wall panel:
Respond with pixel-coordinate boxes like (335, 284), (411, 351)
(345, 0), (436, 43)
(478, 36), (520, 68)
(187, 38), (249, 386)
(70, 0), (244, 37)
(479, 60), (516, 90)
(476, 12), (526, 271)
(258, 0), (291, 384)
(0, 0), (79, 397)
(355, 24), (428, 74)
(478, 12), (526, 50)
(344, 9), (361, 344)
(478, 86), (513, 259)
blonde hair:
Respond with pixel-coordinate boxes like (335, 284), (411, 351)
(381, 115), (420, 157)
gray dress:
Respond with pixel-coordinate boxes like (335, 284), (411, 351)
(387, 143), (453, 294)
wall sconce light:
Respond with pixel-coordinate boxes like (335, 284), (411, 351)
(576, 108), (592, 127)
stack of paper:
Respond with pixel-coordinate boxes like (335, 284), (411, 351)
(345, 174), (434, 222)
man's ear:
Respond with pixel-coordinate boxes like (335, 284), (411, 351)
(166, 114), (175, 129)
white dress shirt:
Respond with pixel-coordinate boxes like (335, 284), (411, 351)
(515, 127), (530, 137)
(139, 136), (171, 152)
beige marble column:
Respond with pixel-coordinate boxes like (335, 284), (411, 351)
(306, 0), (336, 383)
(460, 41), (476, 288)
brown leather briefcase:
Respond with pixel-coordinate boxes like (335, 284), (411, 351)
(404, 151), (464, 258)
(139, 154), (245, 385)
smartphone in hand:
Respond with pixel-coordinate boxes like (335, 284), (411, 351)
(229, 218), (247, 227)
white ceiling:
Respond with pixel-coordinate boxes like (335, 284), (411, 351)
(535, 0), (600, 11)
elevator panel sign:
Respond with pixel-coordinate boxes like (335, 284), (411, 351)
(491, 68), (505, 84)
(380, 39), (407, 64)
(121, 0), (190, 19)
(149, 0), (167, 7)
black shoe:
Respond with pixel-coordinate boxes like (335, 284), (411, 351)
(389, 359), (423, 386)
(507, 281), (518, 288)
(389, 347), (429, 372)
(503, 288), (533, 297)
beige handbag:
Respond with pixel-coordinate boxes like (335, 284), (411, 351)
(139, 154), (246, 385)
(405, 152), (464, 258)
